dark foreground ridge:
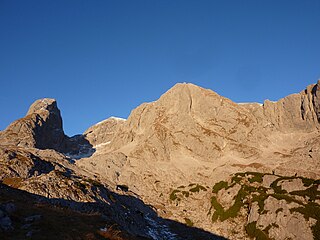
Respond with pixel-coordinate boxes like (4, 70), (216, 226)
(0, 183), (227, 240)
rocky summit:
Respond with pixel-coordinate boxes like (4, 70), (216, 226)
(0, 81), (320, 240)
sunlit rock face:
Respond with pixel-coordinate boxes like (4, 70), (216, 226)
(1, 81), (320, 240)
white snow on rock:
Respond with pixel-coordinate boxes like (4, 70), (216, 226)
(238, 102), (263, 106)
(145, 214), (177, 240)
(94, 141), (111, 148)
(95, 116), (126, 126)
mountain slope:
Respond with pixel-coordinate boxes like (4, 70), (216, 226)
(77, 81), (320, 239)
(1, 81), (320, 239)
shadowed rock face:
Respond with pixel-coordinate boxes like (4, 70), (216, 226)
(312, 80), (320, 122)
(0, 98), (94, 156)
(0, 98), (66, 151)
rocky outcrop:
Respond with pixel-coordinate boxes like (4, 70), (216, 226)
(0, 98), (67, 151)
(166, 172), (320, 240)
(261, 80), (320, 132)
(0, 184), (151, 240)
(84, 117), (126, 147)
(107, 81), (320, 163)
(0, 98), (94, 157)
(312, 80), (320, 122)
(75, 81), (320, 240)
(109, 83), (263, 162)
(0, 144), (107, 204)
(1, 81), (320, 240)
(0, 146), (55, 182)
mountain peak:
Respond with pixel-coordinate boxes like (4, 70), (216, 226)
(26, 98), (59, 116)
(0, 98), (66, 151)
(168, 82), (214, 94)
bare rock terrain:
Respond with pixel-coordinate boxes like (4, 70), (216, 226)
(1, 81), (320, 239)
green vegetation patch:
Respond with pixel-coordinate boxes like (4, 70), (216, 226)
(234, 172), (246, 177)
(271, 193), (302, 205)
(211, 185), (249, 222)
(210, 172), (320, 238)
(252, 192), (268, 214)
(301, 178), (320, 187)
(210, 177), (272, 222)
(232, 171), (265, 184)
(182, 191), (190, 197)
(290, 202), (320, 239)
(189, 184), (207, 193)
(211, 196), (225, 222)
(184, 218), (194, 227)
(270, 178), (288, 194)
(212, 181), (228, 193)
(248, 172), (264, 183)
(290, 185), (320, 201)
(231, 175), (242, 184)
(169, 190), (180, 201)
(245, 221), (269, 240)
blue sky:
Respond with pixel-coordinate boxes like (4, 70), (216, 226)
(1, 0), (320, 136)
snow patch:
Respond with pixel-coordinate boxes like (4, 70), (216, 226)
(65, 144), (95, 160)
(110, 116), (126, 121)
(145, 214), (177, 240)
(94, 141), (111, 148)
(238, 102), (263, 106)
(95, 116), (126, 126)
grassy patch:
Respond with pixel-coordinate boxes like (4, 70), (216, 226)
(252, 192), (268, 214)
(211, 196), (224, 222)
(271, 193), (302, 205)
(290, 185), (320, 201)
(189, 184), (207, 193)
(182, 191), (190, 197)
(245, 221), (269, 240)
(184, 218), (194, 227)
(302, 178), (315, 187)
(211, 185), (249, 222)
(212, 181), (228, 193)
(210, 172), (320, 239)
(270, 179), (287, 194)
(169, 190), (180, 201)
(290, 202), (320, 239)
(248, 172), (264, 183)
(231, 175), (242, 184)
(301, 178), (320, 187)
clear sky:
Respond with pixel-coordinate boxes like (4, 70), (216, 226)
(1, 0), (320, 136)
